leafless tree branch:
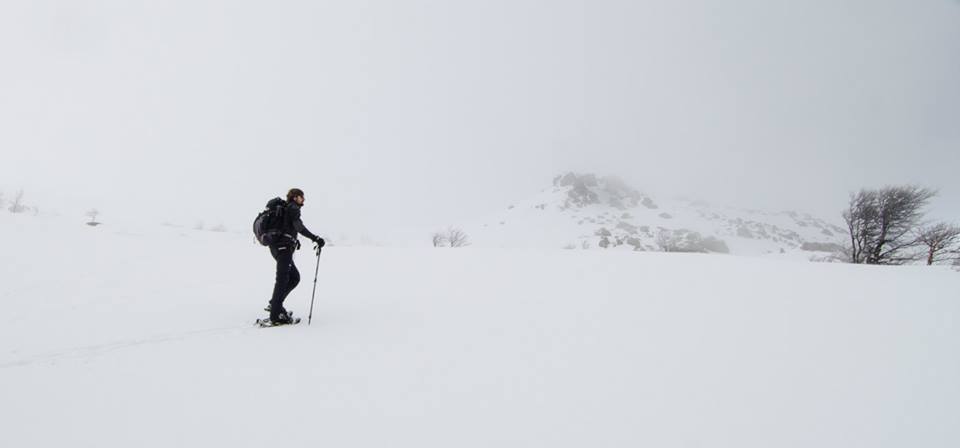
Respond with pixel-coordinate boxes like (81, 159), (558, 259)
(446, 227), (470, 248)
(431, 232), (447, 247)
(916, 222), (960, 265)
(8, 189), (27, 214)
(843, 185), (935, 264)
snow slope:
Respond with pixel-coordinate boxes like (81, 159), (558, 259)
(465, 173), (846, 258)
(1, 212), (959, 447)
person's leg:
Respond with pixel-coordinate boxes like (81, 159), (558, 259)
(269, 245), (294, 320)
(280, 260), (300, 306)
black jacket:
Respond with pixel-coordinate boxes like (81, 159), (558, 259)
(265, 198), (320, 244)
(284, 201), (320, 242)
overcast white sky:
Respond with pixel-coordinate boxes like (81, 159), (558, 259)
(1, 0), (958, 234)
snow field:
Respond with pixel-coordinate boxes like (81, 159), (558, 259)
(1, 213), (958, 447)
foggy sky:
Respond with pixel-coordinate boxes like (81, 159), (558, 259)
(2, 0), (958, 235)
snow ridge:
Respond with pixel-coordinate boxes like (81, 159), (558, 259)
(467, 172), (846, 257)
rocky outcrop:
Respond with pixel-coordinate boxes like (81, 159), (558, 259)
(554, 172), (654, 211)
(800, 242), (844, 252)
(656, 229), (730, 254)
(493, 172), (843, 256)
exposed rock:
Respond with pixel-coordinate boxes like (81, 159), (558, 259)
(616, 221), (638, 234)
(554, 172), (578, 187)
(566, 181), (600, 207)
(554, 172), (654, 211)
(656, 229), (729, 254)
(701, 236), (730, 254)
(800, 242), (844, 252)
(493, 173), (844, 255)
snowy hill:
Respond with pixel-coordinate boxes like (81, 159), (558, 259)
(466, 172), (846, 258)
(2, 212), (959, 447)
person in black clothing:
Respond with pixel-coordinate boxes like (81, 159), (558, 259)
(268, 188), (324, 324)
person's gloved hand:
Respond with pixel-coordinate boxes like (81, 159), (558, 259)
(313, 237), (325, 249)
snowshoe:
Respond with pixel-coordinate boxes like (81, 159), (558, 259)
(256, 316), (301, 328)
(256, 311), (299, 327)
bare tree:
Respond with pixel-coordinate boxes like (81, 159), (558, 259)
(85, 209), (101, 226)
(446, 227), (470, 248)
(870, 186), (936, 264)
(843, 189), (879, 264)
(655, 230), (676, 252)
(916, 222), (960, 266)
(431, 231), (447, 247)
(842, 186), (936, 265)
(8, 189), (27, 214)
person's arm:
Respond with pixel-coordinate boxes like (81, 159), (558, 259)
(289, 206), (322, 243)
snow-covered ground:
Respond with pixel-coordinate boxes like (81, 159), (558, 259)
(2, 212), (959, 447)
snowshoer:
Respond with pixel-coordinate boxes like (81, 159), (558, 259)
(264, 188), (324, 325)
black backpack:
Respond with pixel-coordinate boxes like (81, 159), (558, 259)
(253, 198), (287, 246)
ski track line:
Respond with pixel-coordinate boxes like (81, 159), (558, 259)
(0, 324), (273, 369)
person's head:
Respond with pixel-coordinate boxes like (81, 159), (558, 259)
(287, 188), (305, 206)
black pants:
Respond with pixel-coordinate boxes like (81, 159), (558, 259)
(269, 244), (300, 317)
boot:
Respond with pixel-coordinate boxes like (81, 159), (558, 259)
(271, 310), (295, 325)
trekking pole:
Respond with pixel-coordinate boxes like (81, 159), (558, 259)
(308, 245), (322, 325)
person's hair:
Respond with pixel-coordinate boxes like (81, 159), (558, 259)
(287, 188), (305, 201)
